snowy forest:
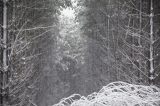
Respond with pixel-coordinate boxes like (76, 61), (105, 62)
(0, 0), (160, 106)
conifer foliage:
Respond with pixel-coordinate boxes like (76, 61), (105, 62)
(0, 0), (71, 105)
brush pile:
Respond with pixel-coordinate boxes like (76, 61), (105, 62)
(53, 81), (160, 106)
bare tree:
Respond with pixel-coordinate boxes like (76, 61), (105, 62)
(149, 0), (154, 85)
(1, 0), (9, 105)
(77, 0), (160, 86)
(0, 0), (71, 105)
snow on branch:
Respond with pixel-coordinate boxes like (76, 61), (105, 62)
(53, 81), (160, 106)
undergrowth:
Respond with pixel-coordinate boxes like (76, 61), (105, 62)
(53, 81), (160, 106)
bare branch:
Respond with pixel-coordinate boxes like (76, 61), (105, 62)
(118, 48), (149, 78)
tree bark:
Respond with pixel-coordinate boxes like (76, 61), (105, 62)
(1, 0), (8, 105)
(149, 0), (154, 85)
(138, 0), (142, 84)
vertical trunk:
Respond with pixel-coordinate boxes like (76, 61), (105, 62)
(2, 0), (8, 105)
(138, 0), (142, 83)
(107, 0), (110, 81)
(139, 0), (142, 46)
(116, 0), (119, 80)
(149, 0), (154, 85)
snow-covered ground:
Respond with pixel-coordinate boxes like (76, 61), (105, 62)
(53, 81), (160, 106)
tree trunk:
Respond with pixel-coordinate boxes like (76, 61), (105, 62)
(149, 0), (154, 85)
(138, 0), (142, 84)
(1, 0), (8, 105)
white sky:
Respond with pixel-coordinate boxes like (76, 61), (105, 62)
(60, 0), (77, 18)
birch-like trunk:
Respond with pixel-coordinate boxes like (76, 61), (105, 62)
(2, 0), (8, 105)
(149, 0), (154, 85)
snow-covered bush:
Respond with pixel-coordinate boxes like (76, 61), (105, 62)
(53, 81), (160, 106)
